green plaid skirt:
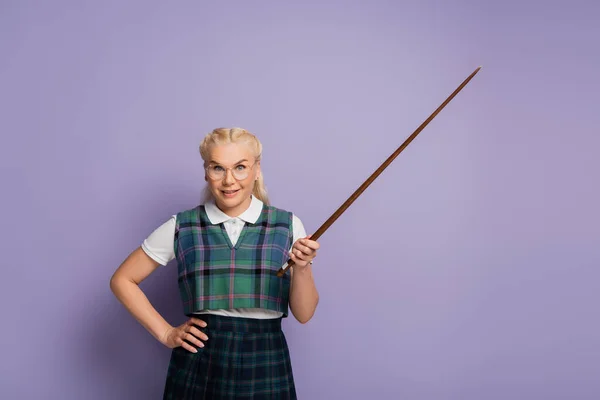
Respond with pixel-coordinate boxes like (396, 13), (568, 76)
(163, 314), (297, 399)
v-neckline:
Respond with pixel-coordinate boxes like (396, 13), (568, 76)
(219, 221), (248, 250)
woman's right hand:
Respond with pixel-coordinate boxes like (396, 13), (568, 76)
(161, 317), (209, 353)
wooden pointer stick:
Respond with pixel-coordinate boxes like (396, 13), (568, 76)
(277, 66), (482, 278)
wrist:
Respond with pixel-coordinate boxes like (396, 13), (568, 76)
(155, 322), (173, 345)
(292, 263), (313, 277)
(292, 259), (312, 268)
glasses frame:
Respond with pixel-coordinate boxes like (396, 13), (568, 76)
(204, 160), (258, 181)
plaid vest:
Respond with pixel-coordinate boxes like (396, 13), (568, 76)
(174, 204), (294, 317)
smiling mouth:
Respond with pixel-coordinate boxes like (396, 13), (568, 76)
(221, 189), (240, 197)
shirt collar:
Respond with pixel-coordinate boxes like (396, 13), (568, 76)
(204, 195), (263, 225)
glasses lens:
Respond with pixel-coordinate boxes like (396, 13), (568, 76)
(206, 165), (251, 180)
(232, 168), (249, 180)
(207, 166), (223, 180)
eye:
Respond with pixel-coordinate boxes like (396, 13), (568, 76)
(212, 165), (225, 172)
(235, 165), (247, 171)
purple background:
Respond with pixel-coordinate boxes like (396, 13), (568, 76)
(2, 1), (599, 399)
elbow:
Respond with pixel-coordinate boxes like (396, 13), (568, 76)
(109, 272), (126, 294)
(296, 307), (317, 324)
(296, 315), (312, 324)
(293, 299), (319, 324)
(109, 273), (119, 294)
(110, 271), (140, 297)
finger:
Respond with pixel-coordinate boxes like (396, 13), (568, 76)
(301, 238), (320, 250)
(189, 318), (207, 328)
(188, 326), (209, 342)
(293, 242), (313, 255)
(289, 250), (310, 266)
(289, 251), (303, 264)
(181, 340), (199, 353)
(299, 247), (317, 260)
(294, 241), (318, 257)
(292, 248), (310, 261)
(298, 237), (320, 249)
(184, 332), (205, 348)
(175, 336), (198, 353)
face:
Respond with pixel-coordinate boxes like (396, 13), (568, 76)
(204, 142), (260, 217)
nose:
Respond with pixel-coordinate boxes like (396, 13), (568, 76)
(223, 169), (236, 185)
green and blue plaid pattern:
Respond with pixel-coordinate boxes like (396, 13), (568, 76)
(174, 204), (293, 316)
(163, 314), (297, 399)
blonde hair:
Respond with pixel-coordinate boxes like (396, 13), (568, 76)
(199, 127), (269, 205)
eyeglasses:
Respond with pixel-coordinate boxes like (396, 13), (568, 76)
(205, 161), (257, 181)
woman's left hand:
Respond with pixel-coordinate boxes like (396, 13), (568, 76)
(289, 235), (320, 269)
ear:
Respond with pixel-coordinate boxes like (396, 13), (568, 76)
(255, 161), (261, 180)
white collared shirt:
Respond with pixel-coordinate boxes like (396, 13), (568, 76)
(141, 196), (306, 319)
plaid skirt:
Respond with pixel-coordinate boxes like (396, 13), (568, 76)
(163, 314), (297, 399)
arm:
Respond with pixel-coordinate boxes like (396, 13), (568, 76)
(109, 247), (208, 352)
(289, 253), (319, 324)
(109, 247), (174, 343)
(288, 236), (320, 324)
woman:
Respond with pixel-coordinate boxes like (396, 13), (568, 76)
(110, 127), (320, 399)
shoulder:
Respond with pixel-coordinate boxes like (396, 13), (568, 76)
(175, 205), (205, 224)
(264, 205), (307, 240)
(262, 204), (293, 219)
(263, 205), (304, 224)
(263, 203), (290, 213)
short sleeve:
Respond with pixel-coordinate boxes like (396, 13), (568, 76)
(141, 216), (177, 266)
(291, 214), (307, 250)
